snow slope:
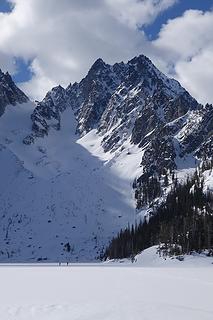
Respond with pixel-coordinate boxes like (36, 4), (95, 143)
(107, 245), (213, 267)
(0, 102), (143, 262)
(0, 262), (213, 320)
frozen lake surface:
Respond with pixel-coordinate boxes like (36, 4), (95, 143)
(0, 260), (213, 320)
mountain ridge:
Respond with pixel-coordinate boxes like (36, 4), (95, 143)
(0, 68), (29, 117)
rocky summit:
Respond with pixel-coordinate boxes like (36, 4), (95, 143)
(0, 69), (28, 117)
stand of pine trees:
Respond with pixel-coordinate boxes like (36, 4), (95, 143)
(103, 164), (213, 260)
(133, 168), (175, 209)
(134, 173), (162, 208)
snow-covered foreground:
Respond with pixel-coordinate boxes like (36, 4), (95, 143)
(0, 262), (213, 320)
(107, 245), (213, 268)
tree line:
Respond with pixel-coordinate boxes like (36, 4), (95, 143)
(103, 163), (213, 260)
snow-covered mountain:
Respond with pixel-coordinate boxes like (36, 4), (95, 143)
(0, 55), (212, 262)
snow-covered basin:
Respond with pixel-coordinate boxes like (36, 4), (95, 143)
(0, 247), (213, 320)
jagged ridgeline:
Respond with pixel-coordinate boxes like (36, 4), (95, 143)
(103, 159), (213, 260)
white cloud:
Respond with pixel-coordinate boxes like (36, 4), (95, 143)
(0, 51), (16, 74)
(106, 0), (177, 29)
(0, 0), (176, 100)
(19, 58), (56, 101)
(1, 1), (213, 105)
(153, 10), (213, 104)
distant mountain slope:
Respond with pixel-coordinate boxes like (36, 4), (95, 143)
(0, 55), (212, 262)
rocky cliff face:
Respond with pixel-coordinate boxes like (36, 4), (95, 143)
(25, 54), (202, 177)
(27, 54), (212, 213)
(27, 55), (198, 142)
(23, 85), (68, 144)
(177, 103), (213, 158)
(0, 69), (28, 117)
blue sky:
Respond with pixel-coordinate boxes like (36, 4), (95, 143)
(144, 0), (213, 39)
(0, 0), (212, 103)
(0, 0), (11, 12)
(12, 58), (34, 83)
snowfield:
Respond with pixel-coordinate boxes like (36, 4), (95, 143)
(0, 251), (213, 320)
(0, 102), (143, 262)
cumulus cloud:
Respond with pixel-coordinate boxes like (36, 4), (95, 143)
(153, 10), (213, 104)
(0, 51), (16, 74)
(106, 0), (177, 29)
(1, 1), (213, 105)
(0, 0), (176, 99)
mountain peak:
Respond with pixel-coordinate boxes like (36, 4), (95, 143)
(0, 69), (29, 117)
(51, 84), (65, 93)
(89, 58), (107, 73)
(93, 57), (105, 65)
(128, 54), (151, 65)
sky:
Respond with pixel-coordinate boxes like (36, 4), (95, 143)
(0, 0), (212, 104)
